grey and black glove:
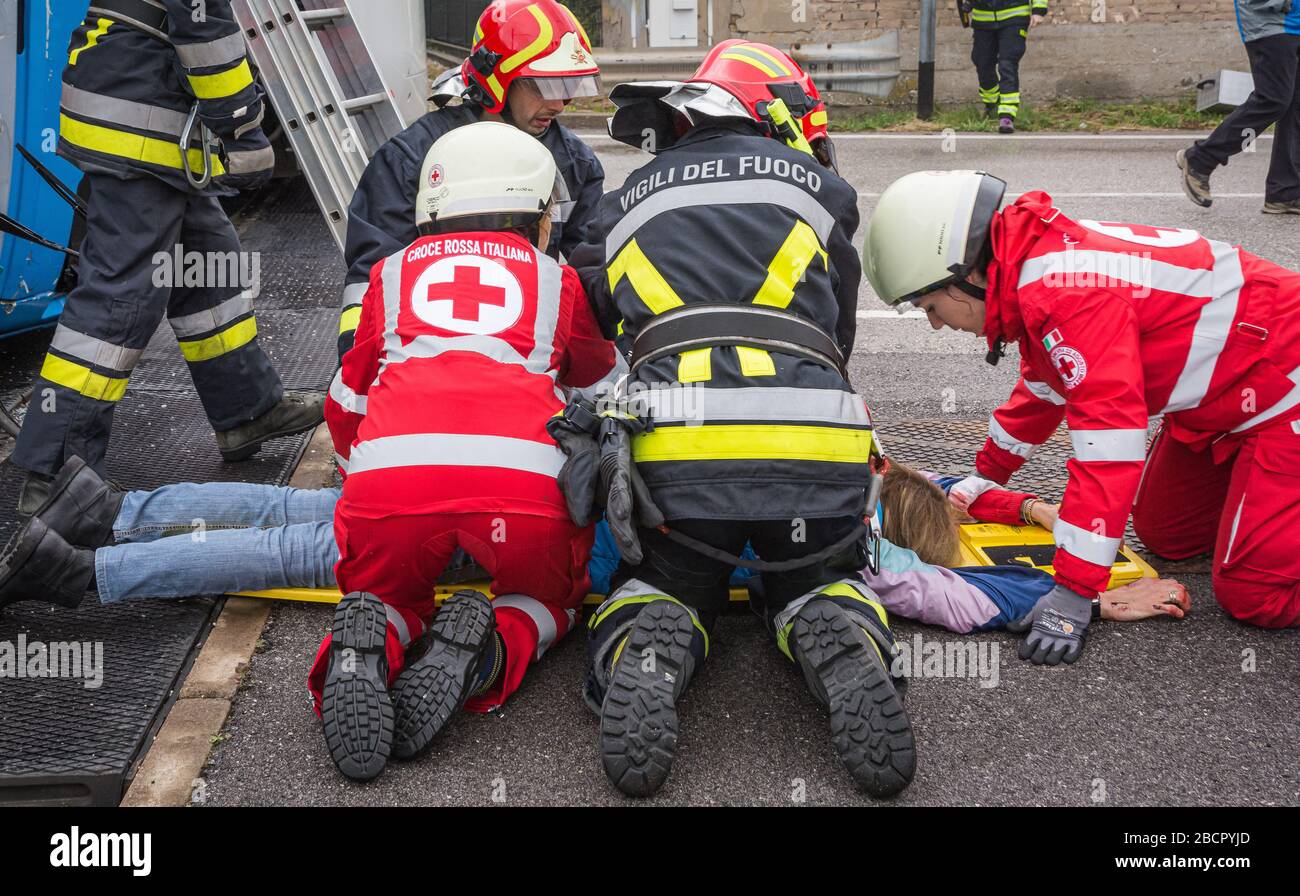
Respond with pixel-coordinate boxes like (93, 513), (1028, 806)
(215, 128), (276, 192)
(1007, 584), (1093, 665)
(546, 399), (601, 527)
(597, 414), (663, 565)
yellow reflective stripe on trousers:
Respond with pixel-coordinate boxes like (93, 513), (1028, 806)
(70, 18), (113, 66)
(607, 238), (684, 316)
(178, 317), (257, 362)
(634, 424), (873, 463)
(677, 348), (712, 383)
(590, 594), (709, 654)
(339, 305), (362, 335)
(60, 115), (226, 175)
(186, 59), (254, 100)
(753, 220), (827, 309)
(41, 354), (129, 402)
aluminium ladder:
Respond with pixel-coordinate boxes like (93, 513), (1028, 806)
(231, 0), (412, 249)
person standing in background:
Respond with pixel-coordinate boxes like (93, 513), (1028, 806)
(1177, 0), (1300, 213)
(967, 0), (1048, 134)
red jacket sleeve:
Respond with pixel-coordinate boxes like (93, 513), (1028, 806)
(325, 262), (384, 478)
(975, 356), (1068, 484)
(1037, 292), (1149, 599)
(968, 487), (1040, 526)
(557, 265), (624, 395)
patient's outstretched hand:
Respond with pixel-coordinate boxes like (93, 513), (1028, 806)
(1101, 578), (1190, 622)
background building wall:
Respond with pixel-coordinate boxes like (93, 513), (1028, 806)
(604, 1), (1250, 102)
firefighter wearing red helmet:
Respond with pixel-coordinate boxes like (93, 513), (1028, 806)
(564, 42), (915, 800)
(338, 0), (605, 358)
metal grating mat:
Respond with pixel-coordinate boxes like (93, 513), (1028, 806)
(0, 177), (336, 805)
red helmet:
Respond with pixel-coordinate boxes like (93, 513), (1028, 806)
(462, 0), (601, 115)
(689, 40), (832, 161)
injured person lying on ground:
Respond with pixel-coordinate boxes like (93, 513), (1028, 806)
(0, 453), (1187, 633)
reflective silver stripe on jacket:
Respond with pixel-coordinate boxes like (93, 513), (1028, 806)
(346, 433), (565, 478)
(1162, 241), (1246, 413)
(642, 385), (870, 426)
(174, 32), (248, 70)
(50, 324), (143, 374)
(1069, 428), (1148, 463)
(1053, 518), (1122, 567)
(61, 83), (193, 140)
(605, 179), (837, 256)
(988, 413), (1039, 458)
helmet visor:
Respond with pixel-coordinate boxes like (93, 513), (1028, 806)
(526, 75), (602, 102)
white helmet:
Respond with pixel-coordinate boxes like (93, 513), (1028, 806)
(863, 170), (1007, 306)
(416, 121), (557, 232)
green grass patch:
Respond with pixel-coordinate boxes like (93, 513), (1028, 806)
(834, 97), (1228, 133)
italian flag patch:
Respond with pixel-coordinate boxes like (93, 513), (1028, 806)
(1042, 329), (1063, 351)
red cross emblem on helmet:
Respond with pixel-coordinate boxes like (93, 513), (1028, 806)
(461, 0), (602, 114)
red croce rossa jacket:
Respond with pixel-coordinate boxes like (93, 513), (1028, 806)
(975, 191), (1300, 598)
(326, 230), (619, 521)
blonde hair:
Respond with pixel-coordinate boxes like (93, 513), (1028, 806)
(879, 460), (961, 567)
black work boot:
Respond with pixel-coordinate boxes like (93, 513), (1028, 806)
(600, 599), (699, 798)
(391, 589), (496, 760)
(320, 592), (395, 781)
(16, 472), (54, 517)
(215, 391), (324, 462)
(32, 456), (124, 548)
(791, 599), (916, 798)
(0, 518), (94, 615)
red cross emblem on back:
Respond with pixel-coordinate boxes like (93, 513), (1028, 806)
(426, 266), (509, 322)
(1055, 353), (1077, 380)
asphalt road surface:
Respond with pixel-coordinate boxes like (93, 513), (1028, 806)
(200, 131), (1300, 807)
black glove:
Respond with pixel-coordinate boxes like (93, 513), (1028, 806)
(1007, 584), (1093, 665)
(215, 128), (275, 192)
(546, 399), (601, 527)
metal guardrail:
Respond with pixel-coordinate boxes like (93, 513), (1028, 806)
(426, 32), (902, 99)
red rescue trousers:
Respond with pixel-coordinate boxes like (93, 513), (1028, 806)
(309, 508), (593, 712)
(1132, 415), (1300, 628)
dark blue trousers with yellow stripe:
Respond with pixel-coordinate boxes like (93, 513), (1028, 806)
(12, 173), (283, 477)
(972, 24), (1027, 119)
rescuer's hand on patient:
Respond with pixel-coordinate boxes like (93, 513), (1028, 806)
(1028, 500), (1059, 531)
(1030, 13), (1045, 27)
(1102, 578), (1190, 622)
(1007, 584), (1093, 665)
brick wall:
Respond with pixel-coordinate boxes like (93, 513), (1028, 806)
(723, 0), (1246, 101)
(730, 0), (1238, 38)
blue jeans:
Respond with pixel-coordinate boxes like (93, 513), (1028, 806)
(95, 483), (340, 604)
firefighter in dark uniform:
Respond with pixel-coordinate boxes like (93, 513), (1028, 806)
(13, 0), (324, 514)
(338, 0), (605, 358)
(563, 41), (915, 799)
(968, 0), (1048, 133)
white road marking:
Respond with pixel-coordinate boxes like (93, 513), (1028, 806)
(576, 132), (1272, 142)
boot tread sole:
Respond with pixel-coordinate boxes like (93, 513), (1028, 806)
(320, 592), (393, 781)
(599, 600), (695, 798)
(392, 592), (494, 760)
(793, 600), (917, 799)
